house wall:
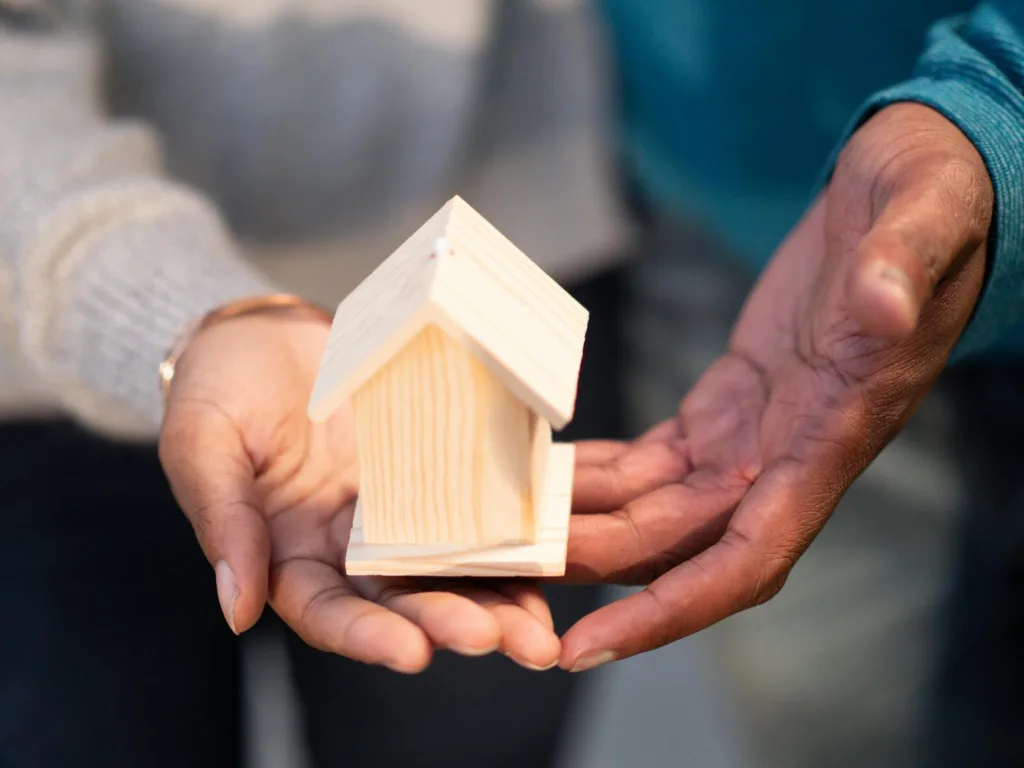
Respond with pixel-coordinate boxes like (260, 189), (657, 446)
(352, 324), (539, 546)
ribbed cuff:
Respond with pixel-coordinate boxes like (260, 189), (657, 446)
(18, 178), (278, 437)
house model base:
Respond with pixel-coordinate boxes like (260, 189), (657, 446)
(307, 196), (588, 579)
(345, 444), (574, 577)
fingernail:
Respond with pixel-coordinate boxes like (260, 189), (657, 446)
(450, 643), (498, 657)
(385, 658), (427, 675)
(569, 650), (617, 673)
(877, 265), (913, 297)
(523, 658), (560, 672)
(215, 560), (239, 635)
(503, 651), (558, 671)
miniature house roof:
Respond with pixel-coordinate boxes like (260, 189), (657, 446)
(307, 196), (590, 430)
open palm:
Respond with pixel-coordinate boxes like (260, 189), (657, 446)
(560, 104), (992, 671)
(160, 313), (560, 673)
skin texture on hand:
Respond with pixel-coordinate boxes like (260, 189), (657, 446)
(560, 103), (994, 672)
(159, 313), (561, 673)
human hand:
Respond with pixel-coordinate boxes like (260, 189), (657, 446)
(159, 310), (560, 673)
(560, 103), (993, 671)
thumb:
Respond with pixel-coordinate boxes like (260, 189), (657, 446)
(159, 402), (270, 634)
(844, 166), (990, 339)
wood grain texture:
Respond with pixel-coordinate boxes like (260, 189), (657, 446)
(308, 195), (588, 429)
(353, 324), (534, 547)
(530, 415), (552, 542)
(309, 196), (586, 576)
(345, 443), (574, 577)
(430, 196), (588, 429)
(307, 200), (451, 422)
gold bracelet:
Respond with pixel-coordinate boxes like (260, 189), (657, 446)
(159, 293), (334, 399)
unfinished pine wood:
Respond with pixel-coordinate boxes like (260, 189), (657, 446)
(307, 201), (452, 422)
(308, 195), (589, 430)
(309, 196), (588, 577)
(431, 196), (589, 430)
(345, 443), (574, 577)
(352, 324), (535, 547)
(529, 415), (552, 543)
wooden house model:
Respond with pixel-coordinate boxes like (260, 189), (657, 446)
(307, 196), (588, 577)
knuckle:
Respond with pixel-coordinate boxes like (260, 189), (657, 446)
(616, 554), (678, 586)
(604, 503), (672, 584)
(189, 498), (255, 545)
(718, 527), (795, 610)
(719, 525), (756, 554)
(187, 502), (214, 541)
(374, 584), (413, 606)
(611, 506), (647, 551)
(638, 585), (680, 649)
(751, 554), (796, 607)
(295, 585), (352, 652)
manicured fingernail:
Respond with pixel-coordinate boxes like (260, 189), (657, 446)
(215, 560), (239, 635)
(569, 650), (617, 673)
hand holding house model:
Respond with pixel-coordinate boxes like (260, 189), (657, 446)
(308, 197), (588, 577)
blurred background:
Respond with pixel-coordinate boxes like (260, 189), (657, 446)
(3, 0), (1009, 766)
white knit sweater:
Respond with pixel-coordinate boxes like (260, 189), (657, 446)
(0, 0), (631, 438)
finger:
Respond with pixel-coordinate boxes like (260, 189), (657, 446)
(637, 419), (687, 445)
(159, 402), (269, 634)
(573, 419), (684, 466)
(574, 440), (632, 466)
(845, 167), (990, 339)
(453, 587), (561, 671)
(559, 460), (815, 671)
(493, 581), (555, 631)
(355, 578), (501, 657)
(573, 438), (692, 515)
(271, 559), (432, 673)
(562, 480), (745, 584)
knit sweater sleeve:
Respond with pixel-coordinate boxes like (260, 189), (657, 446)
(819, 0), (1024, 360)
(0, 6), (277, 438)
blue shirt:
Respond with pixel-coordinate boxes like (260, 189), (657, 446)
(601, 0), (1024, 359)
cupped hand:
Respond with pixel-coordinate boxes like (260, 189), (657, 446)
(159, 312), (560, 673)
(560, 103), (993, 671)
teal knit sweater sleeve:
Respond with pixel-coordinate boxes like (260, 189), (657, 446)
(823, 1), (1024, 359)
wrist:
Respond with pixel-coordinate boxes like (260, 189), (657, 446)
(159, 293), (333, 400)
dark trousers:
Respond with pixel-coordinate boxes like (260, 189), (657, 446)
(923, 361), (1024, 767)
(0, 270), (626, 768)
